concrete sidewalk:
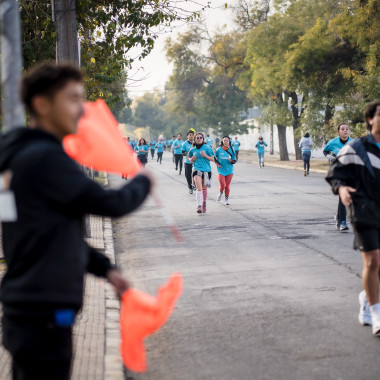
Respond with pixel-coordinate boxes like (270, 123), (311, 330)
(0, 215), (124, 380)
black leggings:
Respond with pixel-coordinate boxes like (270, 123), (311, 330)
(302, 151), (311, 172)
(157, 152), (163, 163)
(150, 149), (155, 159)
(174, 154), (183, 172)
(184, 162), (193, 189)
(337, 196), (346, 223)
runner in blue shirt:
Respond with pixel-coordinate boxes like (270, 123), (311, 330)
(149, 139), (156, 160)
(182, 130), (195, 194)
(169, 135), (176, 161)
(323, 123), (353, 231)
(155, 139), (164, 164)
(232, 136), (241, 159)
(255, 136), (268, 168)
(172, 134), (184, 175)
(214, 136), (236, 205)
(136, 138), (149, 166)
(188, 132), (214, 214)
(205, 134), (213, 148)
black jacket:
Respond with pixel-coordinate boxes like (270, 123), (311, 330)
(325, 133), (380, 228)
(0, 128), (151, 315)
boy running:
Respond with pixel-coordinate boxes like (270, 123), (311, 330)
(173, 133), (184, 175)
(182, 130), (195, 194)
(232, 136), (241, 159)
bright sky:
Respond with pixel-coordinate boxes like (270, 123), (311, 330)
(126, 0), (236, 99)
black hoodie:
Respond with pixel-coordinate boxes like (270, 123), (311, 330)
(0, 128), (151, 315)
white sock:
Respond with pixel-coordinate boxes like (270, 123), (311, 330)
(196, 190), (203, 206)
(370, 303), (380, 318)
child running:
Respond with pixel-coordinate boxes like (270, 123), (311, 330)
(149, 138), (156, 160)
(155, 138), (164, 164)
(136, 138), (149, 166)
(188, 132), (214, 214)
(299, 132), (313, 176)
(215, 136), (237, 205)
(256, 136), (268, 168)
(182, 130), (195, 194)
(232, 136), (241, 159)
(173, 133), (184, 175)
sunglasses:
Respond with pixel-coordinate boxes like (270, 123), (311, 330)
(195, 136), (203, 140)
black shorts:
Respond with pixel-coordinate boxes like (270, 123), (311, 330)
(192, 170), (212, 180)
(353, 225), (380, 251)
(137, 154), (147, 164)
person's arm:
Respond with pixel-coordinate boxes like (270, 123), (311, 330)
(200, 149), (214, 161)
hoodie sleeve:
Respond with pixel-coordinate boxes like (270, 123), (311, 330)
(36, 148), (151, 217)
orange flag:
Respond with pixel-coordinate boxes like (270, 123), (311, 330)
(63, 99), (141, 177)
(120, 273), (183, 372)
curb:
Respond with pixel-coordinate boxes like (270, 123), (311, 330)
(263, 162), (327, 174)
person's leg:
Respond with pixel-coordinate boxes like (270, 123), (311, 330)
(179, 155), (183, 174)
(236, 151), (239, 159)
(224, 174), (233, 205)
(217, 174), (225, 201)
(306, 151), (311, 174)
(202, 186), (207, 213)
(174, 154), (179, 170)
(193, 174), (203, 213)
(338, 196), (348, 230)
(185, 163), (193, 190)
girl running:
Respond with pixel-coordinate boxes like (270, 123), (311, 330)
(188, 132), (214, 214)
(155, 138), (164, 164)
(299, 132), (313, 176)
(136, 138), (149, 166)
(215, 136), (237, 205)
(256, 136), (267, 168)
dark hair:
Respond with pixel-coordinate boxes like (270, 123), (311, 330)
(21, 62), (83, 116)
(177, 133), (182, 137)
(337, 122), (349, 132)
(187, 130), (194, 136)
(138, 138), (147, 146)
(364, 100), (380, 131)
(220, 136), (231, 147)
(304, 132), (310, 138)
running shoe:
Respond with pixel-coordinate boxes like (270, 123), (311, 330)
(189, 188), (193, 195)
(358, 290), (372, 326)
(197, 206), (202, 214)
(175, 167), (178, 170)
(202, 202), (206, 213)
(340, 220), (349, 231)
(334, 215), (340, 230)
(225, 196), (230, 205)
(304, 170), (307, 176)
(371, 312), (380, 336)
(217, 192), (223, 201)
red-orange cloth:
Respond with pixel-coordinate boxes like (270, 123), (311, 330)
(120, 273), (183, 372)
(63, 99), (140, 177)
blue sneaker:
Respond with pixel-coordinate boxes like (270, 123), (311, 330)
(340, 220), (349, 231)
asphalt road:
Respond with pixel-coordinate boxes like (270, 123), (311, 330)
(111, 152), (380, 380)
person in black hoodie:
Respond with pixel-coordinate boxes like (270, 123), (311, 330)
(326, 100), (380, 337)
(0, 63), (154, 379)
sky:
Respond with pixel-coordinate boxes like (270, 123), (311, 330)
(126, 0), (236, 99)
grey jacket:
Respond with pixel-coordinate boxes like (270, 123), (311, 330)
(299, 137), (313, 151)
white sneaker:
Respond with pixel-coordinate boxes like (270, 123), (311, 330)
(371, 312), (380, 336)
(217, 192), (223, 202)
(225, 196), (230, 205)
(358, 291), (372, 326)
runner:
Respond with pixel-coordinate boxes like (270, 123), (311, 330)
(173, 133), (184, 175)
(325, 100), (380, 336)
(182, 130), (195, 194)
(188, 132), (215, 214)
(155, 138), (164, 164)
(232, 136), (241, 159)
(136, 138), (149, 166)
(170, 135), (176, 161)
(206, 134), (213, 148)
(149, 138), (156, 160)
(215, 136), (237, 205)
(324, 123), (353, 231)
(299, 132), (313, 176)
(255, 136), (268, 168)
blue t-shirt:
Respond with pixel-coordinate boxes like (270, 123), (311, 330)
(324, 136), (353, 156)
(232, 140), (240, 151)
(155, 142), (164, 153)
(215, 146), (236, 176)
(149, 141), (156, 149)
(169, 139), (174, 147)
(376, 143), (380, 150)
(136, 144), (148, 155)
(206, 137), (213, 147)
(172, 139), (183, 154)
(188, 144), (214, 172)
(181, 140), (193, 164)
(256, 141), (267, 154)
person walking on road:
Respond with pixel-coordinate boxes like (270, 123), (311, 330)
(149, 138), (156, 160)
(182, 130), (195, 194)
(215, 136), (237, 205)
(188, 133), (215, 214)
(232, 136), (241, 159)
(155, 138), (164, 164)
(324, 123), (353, 231)
(299, 132), (313, 176)
(136, 138), (149, 166)
(256, 136), (267, 168)
(326, 100), (380, 337)
(173, 133), (184, 175)
(0, 62), (155, 380)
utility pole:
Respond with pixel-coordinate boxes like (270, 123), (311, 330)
(54, 0), (79, 65)
(0, 0), (25, 132)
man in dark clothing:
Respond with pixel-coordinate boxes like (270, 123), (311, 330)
(0, 63), (154, 379)
(326, 100), (380, 336)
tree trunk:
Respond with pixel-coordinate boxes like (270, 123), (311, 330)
(324, 102), (334, 127)
(270, 121), (274, 155)
(277, 124), (289, 161)
(0, 0), (25, 132)
(290, 92), (302, 160)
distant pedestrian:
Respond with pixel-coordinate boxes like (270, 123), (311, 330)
(188, 133), (215, 213)
(256, 136), (267, 168)
(324, 123), (353, 231)
(170, 135), (176, 161)
(326, 100), (380, 336)
(149, 138), (156, 160)
(155, 138), (164, 164)
(0, 62), (154, 380)
(173, 133), (183, 175)
(215, 136), (237, 205)
(215, 136), (220, 146)
(136, 138), (149, 166)
(182, 130), (195, 194)
(206, 134), (213, 148)
(232, 136), (241, 159)
(299, 132), (313, 176)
